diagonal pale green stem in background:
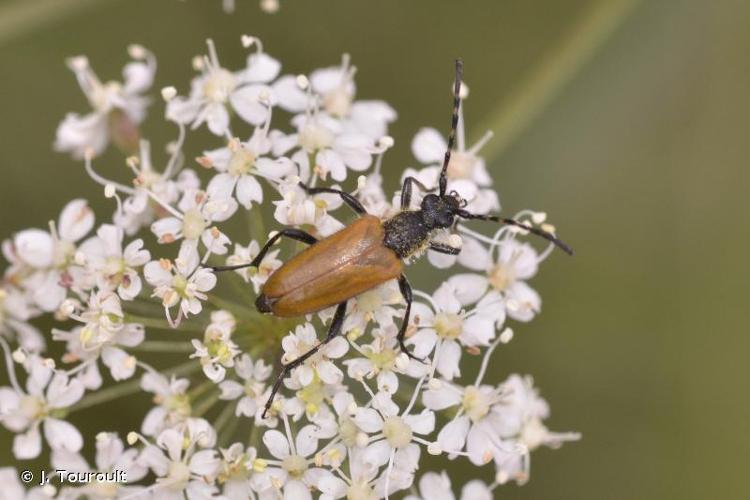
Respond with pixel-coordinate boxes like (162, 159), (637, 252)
(69, 359), (202, 413)
(477, 0), (641, 161)
(0, 0), (120, 46)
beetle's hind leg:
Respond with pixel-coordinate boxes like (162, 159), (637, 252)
(262, 300), (348, 418)
(396, 274), (424, 363)
(298, 182), (367, 215)
(207, 228), (318, 272)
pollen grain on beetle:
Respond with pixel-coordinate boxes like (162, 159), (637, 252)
(0, 35), (578, 499)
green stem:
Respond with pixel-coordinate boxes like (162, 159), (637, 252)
(70, 360), (201, 413)
(249, 420), (261, 448)
(189, 379), (215, 400)
(478, 0), (641, 161)
(249, 206), (266, 242)
(193, 391), (220, 417)
(129, 341), (195, 353)
(0, 0), (120, 47)
(215, 401), (239, 445)
(124, 312), (205, 333)
(206, 294), (258, 321)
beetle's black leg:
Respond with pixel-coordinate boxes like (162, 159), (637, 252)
(400, 176), (435, 210)
(396, 274), (423, 362)
(455, 209), (574, 255)
(208, 228), (318, 272)
(298, 182), (367, 215)
(429, 241), (461, 255)
(262, 300), (348, 418)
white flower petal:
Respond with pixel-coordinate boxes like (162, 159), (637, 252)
(262, 429), (290, 459)
(14, 427), (42, 459)
(44, 417), (83, 452)
(58, 199), (95, 242)
(412, 128), (447, 164)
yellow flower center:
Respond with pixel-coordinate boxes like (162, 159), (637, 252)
(382, 416), (412, 449)
(281, 454), (308, 479)
(462, 386), (490, 423)
(434, 312), (463, 340)
(20, 395), (46, 420)
(202, 69), (236, 102)
(298, 122), (333, 152)
(227, 148), (256, 177)
(488, 262), (515, 291)
(182, 208), (207, 241)
(365, 347), (397, 372)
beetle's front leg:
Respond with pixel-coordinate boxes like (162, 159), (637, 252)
(396, 274), (424, 362)
(208, 228), (317, 273)
(298, 182), (367, 216)
(262, 300), (348, 418)
(400, 176), (435, 210)
(429, 241), (461, 255)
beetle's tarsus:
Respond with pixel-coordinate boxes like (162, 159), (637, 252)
(298, 182), (367, 215)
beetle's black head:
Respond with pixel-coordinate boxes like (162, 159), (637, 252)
(421, 191), (465, 229)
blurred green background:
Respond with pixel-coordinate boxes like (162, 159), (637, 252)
(1, 0), (749, 498)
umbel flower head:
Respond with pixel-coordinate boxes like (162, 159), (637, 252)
(0, 34), (579, 499)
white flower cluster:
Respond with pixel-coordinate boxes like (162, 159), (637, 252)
(0, 36), (578, 499)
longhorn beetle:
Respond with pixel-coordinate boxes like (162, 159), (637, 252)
(210, 59), (573, 417)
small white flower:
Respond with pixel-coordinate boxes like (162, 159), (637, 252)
(55, 47), (156, 158)
(256, 420), (323, 499)
(191, 310), (241, 382)
(215, 442), (267, 498)
(138, 421), (221, 498)
(441, 236), (544, 322)
(342, 280), (403, 337)
(0, 467), (56, 499)
(353, 392), (434, 497)
(219, 353), (273, 422)
(0, 356), (84, 459)
(9, 199), (94, 312)
(144, 244), (217, 325)
(225, 240), (282, 293)
(51, 432), (148, 499)
(150, 188), (235, 255)
(274, 54), (396, 139)
(166, 38), (280, 135)
(272, 176), (344, 236)
(281, 323), (348, 387)
(113, 140), (197, 236)
(345, 325), (427, 394)
(140, 372), (192, 437)
(423, 380), (503, 465)
(78, 224), (150, 300)
(408, 277), (504, 380)
(317, 448), (381, 500)
(52, 291), (143, 385)
(201, 128), (296, 211)
(405, 471), (494, 500)
(278, 112), (377, 182)
(0, 286), (45, 352)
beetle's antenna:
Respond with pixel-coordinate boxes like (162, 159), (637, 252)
(439, 58), (464, 197)
(457, 209), (574, 255)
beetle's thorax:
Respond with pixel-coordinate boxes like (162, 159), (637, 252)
(383, 194), (461, 260)
(382, 211), (431, 260)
